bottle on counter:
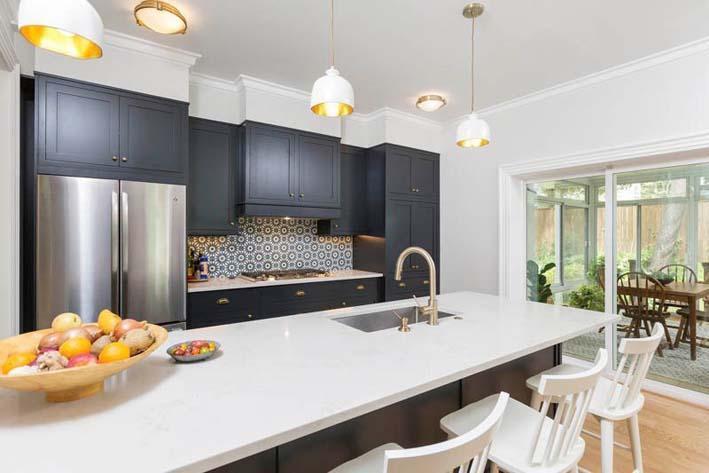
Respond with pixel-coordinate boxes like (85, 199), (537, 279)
(187, 248), (195, 279)
(199, 254), (209, 280)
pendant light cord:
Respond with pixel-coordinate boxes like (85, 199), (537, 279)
(470, 16), (475, 113)
(330, 0), (335, 67)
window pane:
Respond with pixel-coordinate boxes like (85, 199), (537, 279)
(528, 181), (586, 201)
(599, 178), (687, 202)
(563, 207), (586, 281)
(640, 203), (688, 273)
(596, 207), (605, 258)
(698, 201), (709, 281)
(616, 206), (638, 274)
(529, 203), (557, 285)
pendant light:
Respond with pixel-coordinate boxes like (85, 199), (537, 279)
(18, 0), (104, 59)
(456, 2), (490, 148)
(310, 0), (354, 117)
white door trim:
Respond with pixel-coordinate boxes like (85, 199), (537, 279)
(498, 128), (709, 300)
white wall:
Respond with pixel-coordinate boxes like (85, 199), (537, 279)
(440, 40), (709, 295)
(0, 65), (19, 340)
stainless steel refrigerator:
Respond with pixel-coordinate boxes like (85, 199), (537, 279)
(36, 175), (186, 330)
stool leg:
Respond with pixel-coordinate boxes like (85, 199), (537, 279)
(600, 419), (614, 473)
(530, 390), (543, 411)
(490, 463), (499, 473)
(628, 414), (644, 473)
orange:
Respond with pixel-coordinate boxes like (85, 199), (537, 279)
(2, 352), (37, 375)
(98, 309), (121, 335)
(98, 342), (130, 363)
(59, 337), (91, 359)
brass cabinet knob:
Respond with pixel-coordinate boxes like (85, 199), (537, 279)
(341, 301), (347, 306)
(411, 264), (419, 270)
(230, 221), (235, 226)
(355, 284), (365, 291)
(247, 314), (253, 319)
(334, 223), (339, 228)
(112, 156), (118, 162)
(216, 298), (230, 305)
(295, 290), (306, 297)
(299, 193), (304, 198)
(121, 157), (128, 162)
(289, 193), (294, 197)
(398, 282), (406, 288)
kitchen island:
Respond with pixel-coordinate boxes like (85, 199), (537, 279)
(0, 292), (618, 473)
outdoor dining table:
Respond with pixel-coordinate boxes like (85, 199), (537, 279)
(617, 280), (709, 360)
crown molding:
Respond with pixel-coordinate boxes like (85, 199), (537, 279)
(104, 29), (201, 67)
(190, 72), (241, 92)
(237, 74), (310, 102)
(0, 0), (17, 71)
(449, 35), (709, 127)
(499, 129), (709, 177)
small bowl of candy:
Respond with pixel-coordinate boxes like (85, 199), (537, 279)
(167, 340), (220, 363)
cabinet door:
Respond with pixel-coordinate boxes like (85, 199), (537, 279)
(188, 119), (238, 234)
(297, 134), (340, 207)
(43, 81), (119, 166)
(244, 124), (298, 204)
(320, 146), (366, 234)
(386, 200), (413, 272)
(386, 147), (413, 197)
(119, 97), (183, 173)
(410, 201), (438, 271)
(411, 154), (438, 200)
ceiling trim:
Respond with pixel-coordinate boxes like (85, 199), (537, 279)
(104, 29), (201, 67)
(237, 74), (310, 102)
(450, 35), (709, 126)
(0, 0), (18, 71)
(190, 72), (240, 92)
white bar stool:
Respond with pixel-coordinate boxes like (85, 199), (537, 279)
(441, 349), (608, 473)
(526, 324), (662, 473)
(328, 392), (509, 473)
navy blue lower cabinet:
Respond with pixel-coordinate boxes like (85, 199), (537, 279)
(187, 278), (382, 329)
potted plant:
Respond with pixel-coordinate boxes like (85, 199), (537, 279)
(527, 260), (555, 303)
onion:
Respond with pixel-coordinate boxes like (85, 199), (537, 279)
(112, 319), (146, 340)
(91, 335), (113, 356)
(83, 325), (103, 343)
(62, 327), (91, 342)
(38, 332), (66, 351)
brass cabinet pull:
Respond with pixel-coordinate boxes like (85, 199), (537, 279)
(112, 156), (118, 162)
(334, 223), (339, 228)
(341, 301), (347, 306)
(355, 284), (365, 291)
(299, 193), (305, 198)
(398, 282), (406, 288)
(247, 314), (253, 319)
(230, 221), (235, 226)
(423, 280), (430, 285)
(216, 298), (230, 305)
(295, 290), (306, 297)
(121, 156), (128, 162)
(289, 192), (294, 197)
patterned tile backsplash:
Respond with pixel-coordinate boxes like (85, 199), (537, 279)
(188, 217), (353, 278)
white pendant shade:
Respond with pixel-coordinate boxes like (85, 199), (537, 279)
(310, 67), (354, 117)
(18, 0), (103, 59)
(456, 112), (490, 148)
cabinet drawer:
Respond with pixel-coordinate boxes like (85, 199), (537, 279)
(385, 276), (432, 301)
(188, 289), (259, 328)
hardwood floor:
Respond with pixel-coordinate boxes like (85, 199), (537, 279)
(579, 391), (709, 472)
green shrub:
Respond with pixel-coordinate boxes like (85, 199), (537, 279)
(567, 284), (605, 312)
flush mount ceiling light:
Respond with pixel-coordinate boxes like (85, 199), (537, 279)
(18, 0), (104, 59)
(310, 0), (354, 117)
(416, 95), (447, 112)
(456, 2), (490, 148)
(134, 1), (187, 35)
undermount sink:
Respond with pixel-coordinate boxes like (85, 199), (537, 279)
(333, 307), (460, 333)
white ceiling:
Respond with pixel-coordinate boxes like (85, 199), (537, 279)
(91, 0), (709, 121)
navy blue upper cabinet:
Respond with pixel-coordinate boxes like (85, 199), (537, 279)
(317, 145), (366, 235)
(188, 118), (239, 235)
(385, 145), (439, 201)
(36, 74), (188, 184)
(238, 121), (340, 218)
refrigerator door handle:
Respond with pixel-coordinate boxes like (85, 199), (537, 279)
(111, 190), (120, 314)
(120, 190), (129, 317)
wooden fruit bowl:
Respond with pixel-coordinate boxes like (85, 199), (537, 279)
(0, 324), (168, 402)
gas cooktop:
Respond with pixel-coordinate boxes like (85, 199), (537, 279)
(238, 269), (331, 282)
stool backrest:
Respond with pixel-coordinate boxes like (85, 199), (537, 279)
(384, 392), (509, 473)
(607, 323), (662, 410)
(532, 349), (608, 467)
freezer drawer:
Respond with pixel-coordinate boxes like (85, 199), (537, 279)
(120, 181), (186, 324)
(36, 175), (119, 327)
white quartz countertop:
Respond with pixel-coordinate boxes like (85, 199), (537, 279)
(0, 292), (618, 473)
(188, 269), (384, 292)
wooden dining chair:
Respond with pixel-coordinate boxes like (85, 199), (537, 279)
(656, 263), (696, 310)
(329, 393), (509, 473)
(617, 272), (673, 354)
(441, 350), (608, 473)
